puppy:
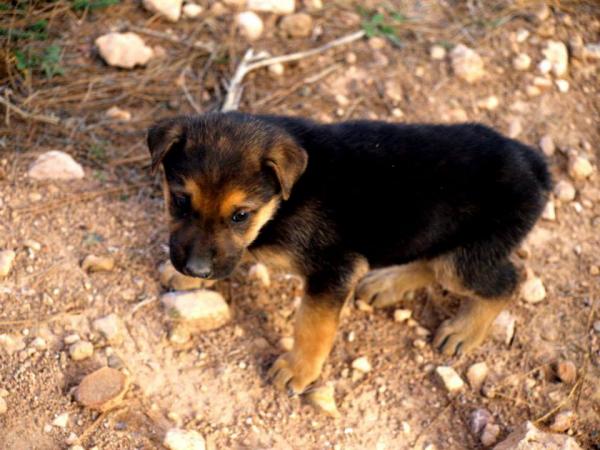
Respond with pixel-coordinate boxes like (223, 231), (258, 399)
(148, 112), (551, 395)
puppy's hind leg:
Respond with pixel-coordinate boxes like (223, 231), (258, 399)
(355, 261), (435, 309)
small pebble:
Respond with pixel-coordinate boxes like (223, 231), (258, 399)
(594, 321), (600, 333)
(508, 118), (522, 138)
(305, 384), (340, 418)
(351, 356), (372, 373)
(436, 366), (465, 392)
(268, 63), (285, 77)
(0, 250), (16, 277)
(477, 96), (499, 111)
(554, 180), (576, 202)
(93, 314), (124, 345)
(279, 337), (294, 351)
(23, 240), (41, 251)
(550, 410), (575, 432)
(568, 155), (594, 180)
(53, 412), (69, 428)
(280, 13), (313, 38)
(142, 0), (182, 21)
(368, 37), (386, 50)
(236, 11), (264, 41)
(82, 254), (115, 273)
(0, 397), (6, 414)
(413, 338), (427, 349)
(555, 79), (569, 93)
(163, 429), (206, 450)
(31, 337), (47, 350)
(394, 309), (412, 322)
(95, 32), (154, 69)
(451, 44), (485, 83)
(543, 40), (569, 76)
(542, 200), (556, 221)
(28, 151), (85, 180)
(513, 53), (531, 71)
(539, 135), (555, 156)
(161, 290), (231, 331)
(182, 3), (203, 18)
(76, 367), (129, 412)
(470, 408), (492, 435)
(556, 360), (577, 384)
(106, 106), (131, 121)
(430, 45), (446, 60)
(69, 341), (94, 361)
(521, 276), (546, 303)
(356, 300), (373, 312)
(466, 362), (489, 392)
(481, 423), (501, 446)
(64, 334), (80, 345)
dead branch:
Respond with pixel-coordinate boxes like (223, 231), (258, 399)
(222, 30), (366, 112)
(0, 95), (61, 125)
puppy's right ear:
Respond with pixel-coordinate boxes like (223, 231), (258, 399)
(147, 118), (187, 174)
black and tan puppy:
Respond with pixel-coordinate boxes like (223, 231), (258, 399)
(148, 112), (551, 395)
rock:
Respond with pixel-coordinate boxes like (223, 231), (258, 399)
(384, 79), (403, 104)
(82, 254), (115, 273)
(368, 36), (386, 50)
(75, 367), (129, 412)
(0, 250), (16, 277)
(539, 135), (555, 156)
(516, 29), (529, 43)
(351, 356), (372, 373)
(95, 32), (154, 69)
(550, 410), (575, 432)
(555, 180), (576, 202)
(305, 383), (340, 418)
(64, 333), (80, 345)
(451, 44), (485, 83)
(31, 337), (47, 350)
(556, 360), (577, 384)
(183, 3), (203, 18)
(555, 79), (569, 93)
(248, 263), (270, 287)
(513, 53), (531, 71)
(0, 397), (6, 414)
(584, 43), (600, 60)
(521, 276), (546, 303)
(303, 0), (321, 10)
(280, 13), (313, 38)
(159, 260), (214, 291)
(533, 3), (550, 21)
(278, 336), (294, 351)
(594, 321), (600, 333)
(164, 429), (206, 450)
(28, 151), (84, 180)
(106, 106), (131, 121)
(69, 341), (94, 361)
(169, 323), (191, 344)
(356, 300), (373, 312)
(542, 41), (569, 77)
(394, 308), (412, 322)
(508, 118), (522, 138)
(247, 0), (295, 14)
(161, 290), (231, 331)
(435, 366), (465, 392)
(533, 76), (552, 89)
(142, 0), (182, 21)
(93, 314), (124, 345)
(538, 59), (552, 74)
(568, 155), (594, 180)
(0, 334), (25, 354)
(430, 45), (446, 60)
(236, 11), (264, 41)
(542, 200), (556, 221)
(492, 310), (516, 345)
(493, 421), (582, 450)
(471, 408), (492, 435)
(413, 338), (427, 349)
(526, 85), (541, 97)
(53, 412), (69, 428)
(467, 362), (489, 391)
(268, 63), (285, 76)
(481, 423), (501, 446)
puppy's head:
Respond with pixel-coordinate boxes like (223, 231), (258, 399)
(147, 113), (307, 280)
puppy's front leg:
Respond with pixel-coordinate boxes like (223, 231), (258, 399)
(269, 256), (367, 395)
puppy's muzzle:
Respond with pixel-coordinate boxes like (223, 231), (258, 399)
(185, 256), (213, 279)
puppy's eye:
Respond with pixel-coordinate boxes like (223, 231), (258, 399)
(172, 193), (190, 210)
(231, 210), (250, 223)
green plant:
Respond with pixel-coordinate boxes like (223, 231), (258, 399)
(14, 44), (64, 78)
(89, 142), (108, 163)
(358, 5), (407, 47)
(0, 19), (48, 40)
(71, 0), (120, 11)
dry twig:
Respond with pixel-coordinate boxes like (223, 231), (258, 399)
(0, 95), (60, 125)
(222, 30), (366, 112)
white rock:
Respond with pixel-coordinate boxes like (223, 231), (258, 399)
(303, 0), (321, 10)
(82, 254), (115, 272)
(183, 3), (203, 18)
(278, 336), (294, 351)
(542, 40), (569, 77)
(466, 362), (489, 391)
(95, 32), (154, 69)
(513, 53), (531, 71)
(542, 200), (556, 221)
(384, 79), (402, 104)
(159, 259), (214, 291)
(305, 383), (340, 418)
(161, 290), (231, 331)
(53, 412), (69, 428)
(143, 0), (182, 21)
(64, 333), (80, 345)
(93, 314), (124, 345)
(236, 11), (264, 41)
(477, 96), (499, 111)
(247, 0), (295, 14)
(164, 429), (206, 450)
(430, 45), (446, 60)
(471, 408), (492, 435)
(521, 277), (546, 303)
(539, 135), (555, 156)
(394, 308), (412, 322)
(31, 337), (47, 350)
(28, 151), (84, 180)
(436, 366), (465, 392)
(555, 79), (569, 93)
(106, 106), (131, 121)
(0, 250), (16, 277)
(450, 44), (485, 83)
(268, 62), (285, 76)
(0, 334), (25, 354)
(568, 155), (594, 180)
(0, 397), (6, 414)
(515, 29), (529, 43)
(508, 118), (522, 138)
(280, 12), (313, 38)
(526, 85), (541, 97)
(493, 421), (582, 450)
(351, 356), (372, 373)
(69, 341), (94, 361)
(248, 263), (270, 287)
(537, 59), (552, 74)
(533, 76), (552, 88)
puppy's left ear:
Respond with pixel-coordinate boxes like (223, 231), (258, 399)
(147, 117), (187, 174)
(265, 138), (308, 200)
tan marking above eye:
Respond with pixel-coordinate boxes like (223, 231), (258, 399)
(183, 178), (203, 211)
(219, 189), (248, 217)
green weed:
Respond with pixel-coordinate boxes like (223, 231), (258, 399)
(14, 44), (64, 78)
(358, 6), (407, 47)
(71, 0), (120, 11)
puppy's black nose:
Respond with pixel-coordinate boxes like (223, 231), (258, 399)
(185, 257), (213, 279)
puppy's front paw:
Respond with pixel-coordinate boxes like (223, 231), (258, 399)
(268, 351), (321, 395)
(355, 268), (403, 308)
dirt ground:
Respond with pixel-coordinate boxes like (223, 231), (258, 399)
(1, 1), (599, 449)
